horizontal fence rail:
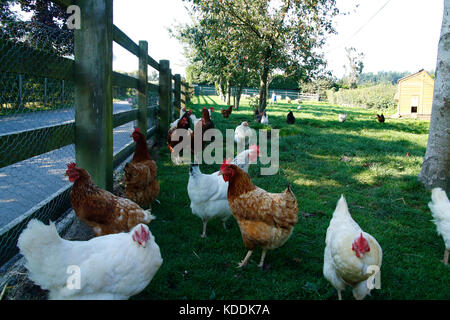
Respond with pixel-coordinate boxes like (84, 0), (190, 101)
(0, 122), (75, 168)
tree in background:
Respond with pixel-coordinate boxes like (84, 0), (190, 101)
(0, 0), (73, 55)
(419, 0), (449, 191)
(343, 46), (364, 88)
(179, 0), (339, 112)
(358, 70), (409, 85)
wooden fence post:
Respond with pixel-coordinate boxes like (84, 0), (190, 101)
(158, 60), (171, 136)
(138, 40), (148, 133)
(174, 74), (181, 114)
(74, 0), (113, 191)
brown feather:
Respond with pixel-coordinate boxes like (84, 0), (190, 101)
(225, 165), (299, 251)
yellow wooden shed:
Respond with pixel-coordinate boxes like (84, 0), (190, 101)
(394, 69), (434, 119)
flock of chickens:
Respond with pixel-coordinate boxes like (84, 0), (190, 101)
(16, 102), (449, 301)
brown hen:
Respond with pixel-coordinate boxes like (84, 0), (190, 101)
(66, 163), (154, 236)
(124, 128), (160, 209)
(219, 162), (298, 268)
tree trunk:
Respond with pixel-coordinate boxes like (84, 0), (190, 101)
(217, 77), (226, 101)
(258, 65), (269, 112)
(226, 78), (231, 105)
(418, 0), (450, 191)
(235, 84), (243, 109)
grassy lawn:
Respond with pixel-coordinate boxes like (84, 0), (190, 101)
(135, 95), (449, 300)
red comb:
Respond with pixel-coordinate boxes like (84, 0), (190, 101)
(220, 158), (232, 171)
(67, 162), (76, 169)
(355, 233), (369, 248)
(210, 107), (214, 110)
(203, 107), (207, 110)
(134, 127), (141, 133)
(249, 144), (260, 156)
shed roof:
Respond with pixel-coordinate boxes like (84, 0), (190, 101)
(397, 69), (433, 84)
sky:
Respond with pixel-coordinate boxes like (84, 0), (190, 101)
(323, 0), (444, 78)
(12, 0), (445, 79)
(111, 0), (444, 79)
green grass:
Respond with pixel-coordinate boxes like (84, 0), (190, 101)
(134, 95), (449, 300)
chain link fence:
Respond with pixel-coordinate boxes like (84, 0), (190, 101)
(0, 19), (161, 268)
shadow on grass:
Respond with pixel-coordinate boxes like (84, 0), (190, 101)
(134, 96), (447, 300)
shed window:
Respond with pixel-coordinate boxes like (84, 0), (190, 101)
(411, 96), (419, 113)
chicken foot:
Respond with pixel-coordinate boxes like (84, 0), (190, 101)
(443, 249), (449, 265)
(237, 250), (253, 268)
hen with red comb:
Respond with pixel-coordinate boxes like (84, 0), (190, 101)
(187, 147), (259, 238)
(66, 163), (154, 237)
(324, 195), (383, 300)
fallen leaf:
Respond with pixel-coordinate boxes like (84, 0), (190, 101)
(363, 162), (376, 167)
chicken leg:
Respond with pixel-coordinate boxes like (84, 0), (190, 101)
(337, 290), (342, 300)
(201, 219), (208, 238)
(237, 250), (253, 268)
(443, 249), (449, 265)
(258, 249), (267, 268)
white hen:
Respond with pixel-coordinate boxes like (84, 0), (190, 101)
(338, 113), (347, 123)
(234, 121), (256, 147)
(323, 195), (383, 300)
(18, 219), (162, 300)
(428, 187), (450, 265)
(260, 111), (269, 125)
(187, 145), (259, 238)
(190, 113), (201, 127)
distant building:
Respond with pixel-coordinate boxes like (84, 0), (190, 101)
(394, 69), (434, 119)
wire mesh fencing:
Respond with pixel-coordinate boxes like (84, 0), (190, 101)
(0, 20), (75, 266)
(0, 19), (162, 268)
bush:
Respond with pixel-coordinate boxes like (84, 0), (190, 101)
(326, 83), (397, 111)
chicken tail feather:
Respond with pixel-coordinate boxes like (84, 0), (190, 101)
(429, 188), (450, 221)
(143, 210), (156, 224)
(18, 219), (61, 255)
(352, 280), (371, 300)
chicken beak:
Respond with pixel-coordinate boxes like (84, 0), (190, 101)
(218, 171), (223, 176)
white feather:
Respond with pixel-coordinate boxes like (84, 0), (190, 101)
(18, 220), (162, 300)
(428, 188), (450, 249)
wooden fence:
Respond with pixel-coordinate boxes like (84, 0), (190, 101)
(0, 0), (190, 266)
